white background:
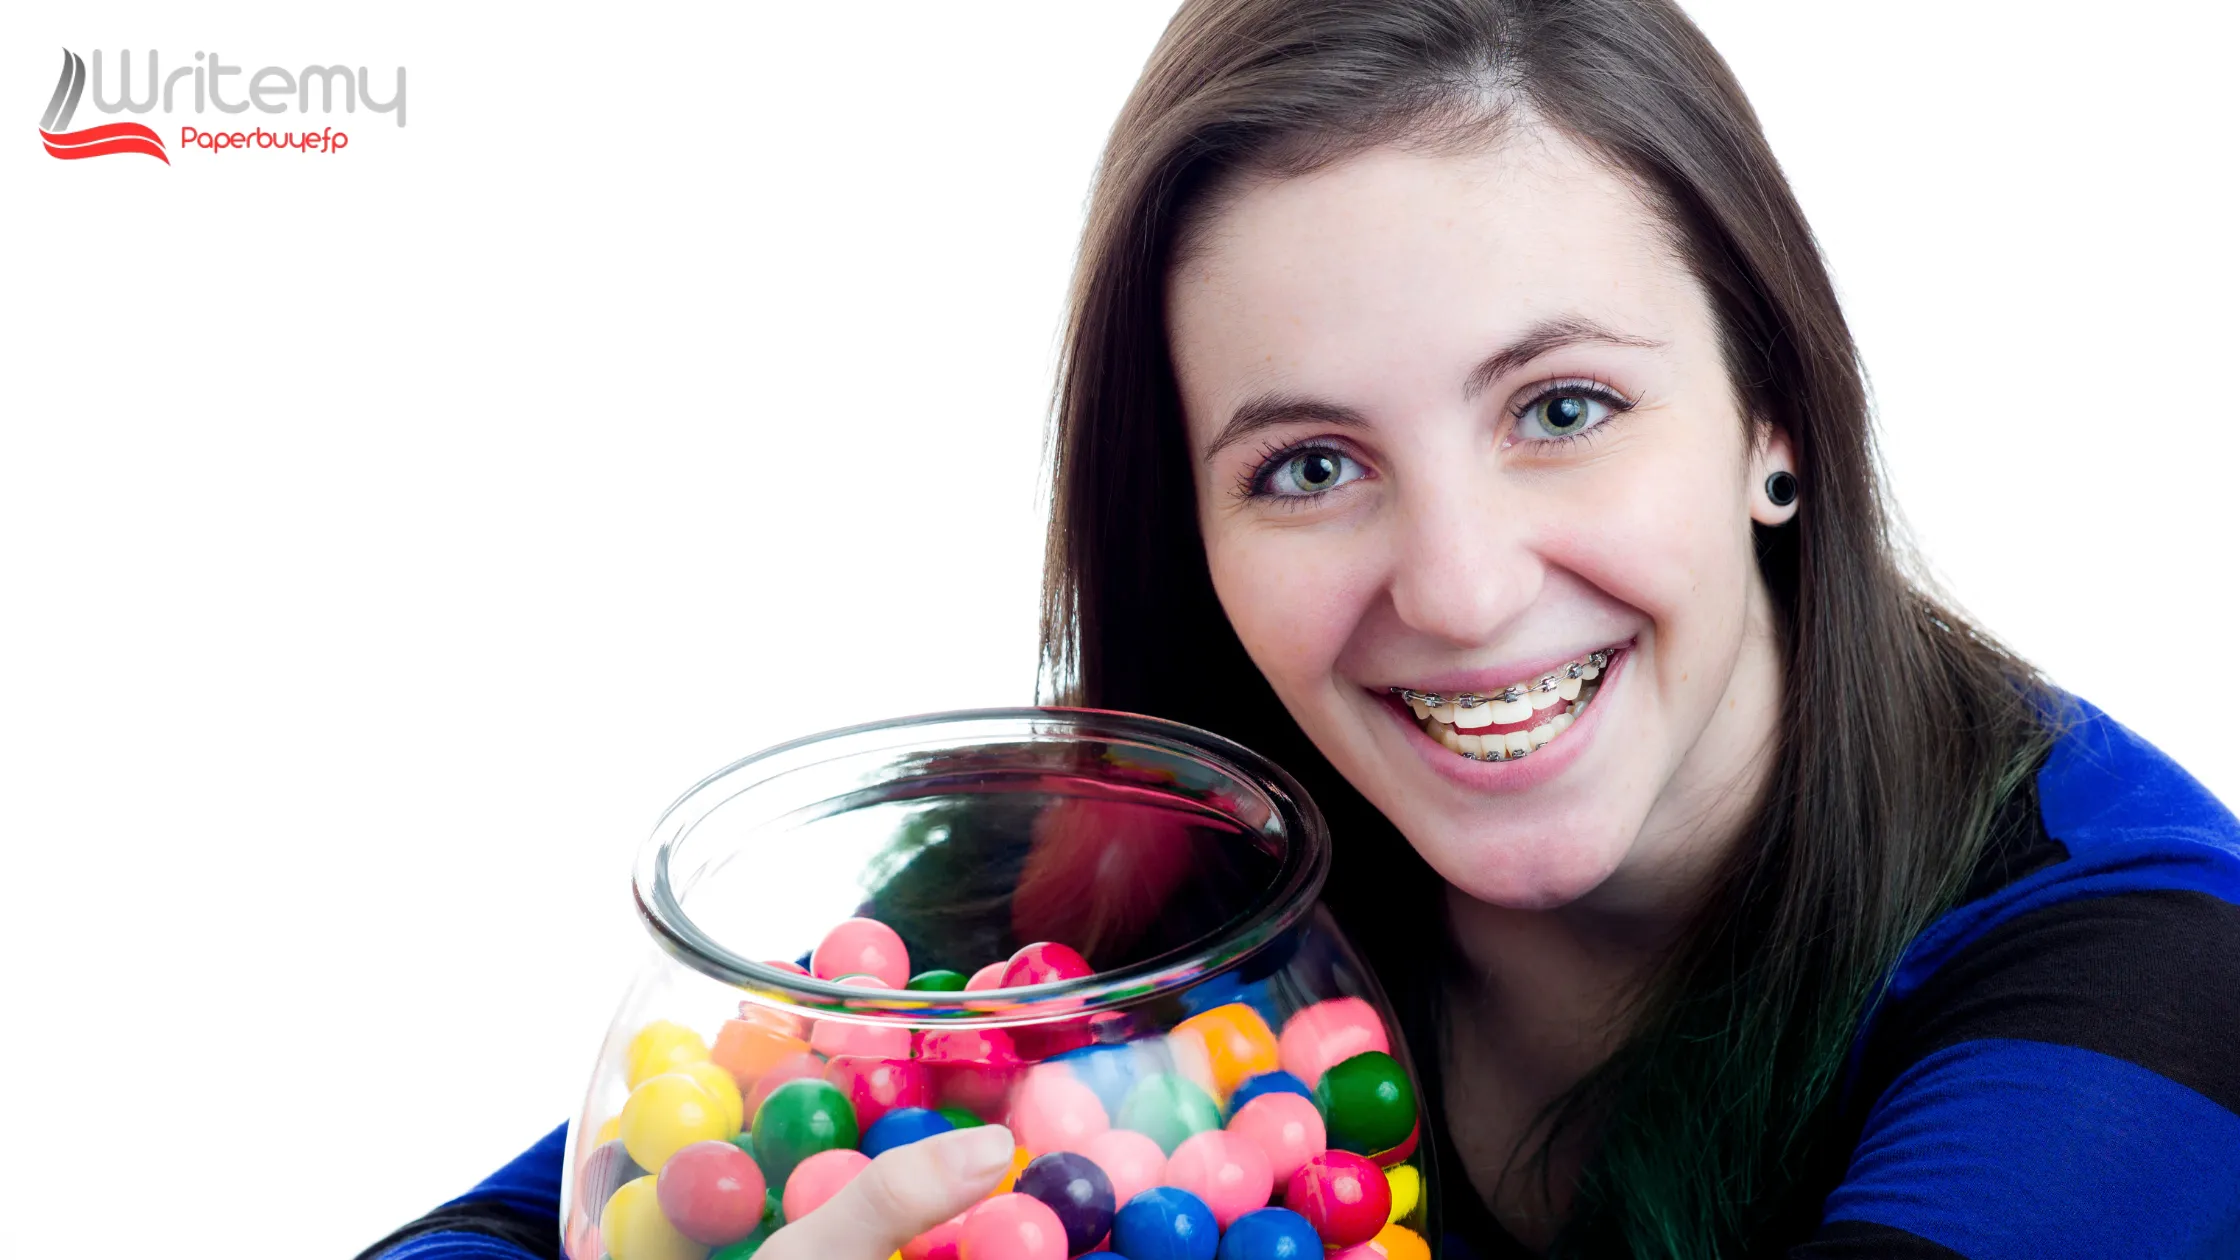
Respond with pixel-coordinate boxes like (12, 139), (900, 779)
(2, 3), (2233, 1255)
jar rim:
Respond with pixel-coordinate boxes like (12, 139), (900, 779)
(632, 706), (1331, 1026)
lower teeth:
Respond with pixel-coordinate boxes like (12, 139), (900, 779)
(1428, 681), (1597, 760)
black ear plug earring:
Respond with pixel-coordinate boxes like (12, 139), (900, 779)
(1765, 470), (1798, 508)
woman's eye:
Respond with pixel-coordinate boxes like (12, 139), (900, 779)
(1514, 387), (1621, 442)
(1262, 447), (1365, 497)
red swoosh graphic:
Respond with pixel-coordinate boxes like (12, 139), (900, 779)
(40, 122), (169, 164)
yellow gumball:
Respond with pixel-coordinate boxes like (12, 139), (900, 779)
(674, 1060), (745, 1136)
(627, 1020), (712, 1088)
(594, 1116), (621, 1145)
(603, 1175), (709, 1260)
(621, 1072), (730, 1172)
(1386, 1162), (1421, 1224)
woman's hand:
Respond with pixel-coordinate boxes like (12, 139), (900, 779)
(757, 1124), (1018, 1259)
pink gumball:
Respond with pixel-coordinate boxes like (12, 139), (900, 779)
(1000, 942), (1093, 988)
(1006, 1065), (1111, 1156)
(1164, 1128), (1274, 1229)
(746, 1051), (829, 1118)
(811, 974), (915, 1059)
(1084, 1128), (1168, 1208)
(902, 1213), (966, 1260)
(1277, 997), (1391, 1088)
(957, 1193), (1068, 1260)
(812, 918), (911, 988)
(965, 962), (1009, 991)
(825, 1055), (934, 1128)
(782, 1147), (871, 1221)
(655, 1139), (767, 1245)
(919, 1027), (1024, 1117)
(1283, 1150), (1390, 1248)
(916, 1027), (1021, 1066)
(1226, 1091), (1328, 1183)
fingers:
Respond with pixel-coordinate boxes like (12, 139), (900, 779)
(757, 1124), (1017, 1260)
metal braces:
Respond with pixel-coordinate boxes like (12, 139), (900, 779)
(1388, 648), (1613, 709)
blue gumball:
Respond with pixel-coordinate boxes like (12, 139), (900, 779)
(1052, 1042), (1151, 1118)
(1227, 1070), (1315, 1114)
(858, 1106), (953, 1158)
(1216, 1207), (1321, 1259)
(1111, 1186), (1219, 1260)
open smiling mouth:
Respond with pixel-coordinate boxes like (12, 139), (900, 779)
(1388, 646), (1619, 761)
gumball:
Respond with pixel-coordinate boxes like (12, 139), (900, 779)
(1172, 1004), (1281, 1101)
(1083, 1127), (1168, 1208)
(917, 1027), (1021, 1066)
(628, 1020), (713, 1089)
(595, 1116), (622, 1145)
(826, 1055), (934, 1129)
(675, 1061), (747, 1135)
(622, 1072), (733, 1173)
(811, 975), (914, 1057)
(920, 1027), (1025, 1117)
(1011, 1018), (1097, 1061)
(750, 1077), (860, 1188)
(1110, 1186), (1219, 1260)
(902, 1213), (966, 1260)
(1163, 1129), (1273, 1229)
(1216, 1207), (1321, 1260)
(1007, 1066), (1111, 1155)
(781, 1147), (871, 1221)
(579, 1138), (646, 1221)
(1281, 1151), (1389, 1248)
(1115, 1073), (1223, 1155)
(745, 1051), (828, 1118)
(1225, 1092), (1326, 1184)
(957, 1192), (1068, 1260)
(992, 1143), (1033, 1195)
(1014, 1152), (1117, 1255)
(733, 998), (813, 1041)
(937, 1106), (986, 1130)
(1370, 1223), (1431, 1260)
(603, 1175), (708, 1260)
(861, 1106), (955, 1158)
(1000, 941), (1094, 987)
(1051, 1043), (1153, 1117)
(1276, 998), (1389, 1088)
(1383, 1164), (1420, 1224)
(657, 1139), (768, 1245)
(965, 962), (1009, 991)
(908, 969), (971, 992)
(1227, 1071), (1314, 1113)
(812, 918), (911, 989)
(713, 1017), (813, 1092)
(1368, 1120), (1418, 1168)
(1314, 1052), (1416, 1156)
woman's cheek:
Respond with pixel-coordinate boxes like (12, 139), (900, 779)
(1206, 528), (1374, 689)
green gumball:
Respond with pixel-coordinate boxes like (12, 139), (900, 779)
(1316, 1050), (1417, 1154)
(906, 969), (970, 992)
(749, 1077), (859, 1187)
(1114, 1072), (1223, 1154)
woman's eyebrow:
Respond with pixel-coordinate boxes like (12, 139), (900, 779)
(1202, 315), (1666, 462)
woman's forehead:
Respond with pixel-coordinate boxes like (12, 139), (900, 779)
(1166, 134), (1701, 409)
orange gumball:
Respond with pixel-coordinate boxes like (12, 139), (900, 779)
(712, 1017), (813, 1093)
(1369, 1223), (1431, 1260)
(1173, 1003), (1280, 1101)
(987, 1143), (1032, 1197)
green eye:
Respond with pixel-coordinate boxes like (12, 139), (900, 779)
(1516, 385), (1626, 442)
(1261, 446), (1364, 498)
(1540, 395), (1592, 433)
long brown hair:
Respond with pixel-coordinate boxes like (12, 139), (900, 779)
(1038, 0), (2056, 1253)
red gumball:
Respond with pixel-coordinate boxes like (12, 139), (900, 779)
(957, 1192), (1068, 1260)
(825, 1055), (933, 1128)
(811, 918), (912, 989)
(1000, 942), (1094, 988)
(1283, 1150), (1391, 1248)
(654, 1138), (768, 1246)
(782, 1147), (871, 1221)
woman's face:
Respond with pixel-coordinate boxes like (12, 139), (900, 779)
(1167, 129), (1796, 913)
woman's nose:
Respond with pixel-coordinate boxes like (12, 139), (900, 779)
(1385, 483), (1545, 646)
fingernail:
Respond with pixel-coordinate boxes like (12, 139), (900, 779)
(950, 1123), (1017, 1179)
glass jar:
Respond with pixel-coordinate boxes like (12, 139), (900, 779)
(564, 708), (1436, 1260)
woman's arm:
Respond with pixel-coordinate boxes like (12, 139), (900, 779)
(356, 1124), (567, 1260)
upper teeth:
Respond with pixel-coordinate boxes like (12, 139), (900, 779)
(1390, 648), (1614, 710)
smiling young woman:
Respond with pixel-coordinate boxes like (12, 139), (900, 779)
(1040, 0), (2240, 1256)
(360, 3), (2239, 1259)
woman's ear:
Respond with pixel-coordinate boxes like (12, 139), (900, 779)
(1748, 422), (1800, 527)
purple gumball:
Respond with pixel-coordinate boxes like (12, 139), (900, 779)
(1014, 1151), (1118, 1256)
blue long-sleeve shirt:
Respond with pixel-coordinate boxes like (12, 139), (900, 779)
(359, 697), (2240, 1259)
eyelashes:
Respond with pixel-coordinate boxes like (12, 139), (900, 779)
(1235, 375), (1639, 506)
